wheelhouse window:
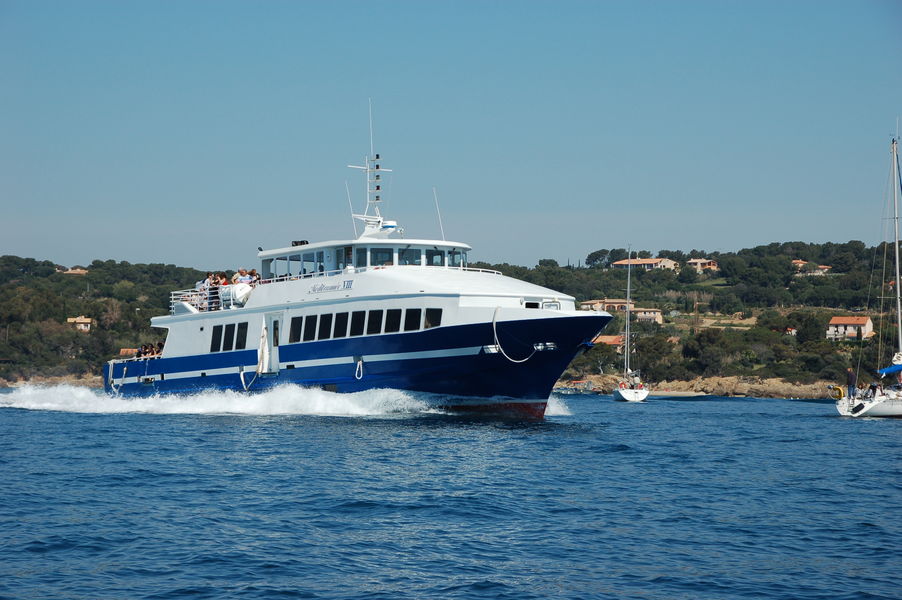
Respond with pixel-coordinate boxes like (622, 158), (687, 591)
(425, 249), (445, 267)
(355, 248), (368, 268)
(302, 252), (315, 277)
(371, 248), (394, 267)
(449, 250), (466, 268)
(425, 308), (442, 329)
(399, 248), (422, 266)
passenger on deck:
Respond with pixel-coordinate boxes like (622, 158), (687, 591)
(249, 269), (261, 284)
(233, 268), (254, 284)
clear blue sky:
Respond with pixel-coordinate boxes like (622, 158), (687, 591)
(2, 1), (901, 270)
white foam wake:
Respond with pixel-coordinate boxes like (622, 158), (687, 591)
(545, 396), (571, 416)
(0, 384), (431, 416)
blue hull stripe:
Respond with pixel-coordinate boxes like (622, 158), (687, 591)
(104, 314), (610, 401)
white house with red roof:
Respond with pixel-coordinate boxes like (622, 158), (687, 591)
(826, 316), (873, 341)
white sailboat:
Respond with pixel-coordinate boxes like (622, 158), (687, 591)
(613, 249), (649, 402)
(836, 137), (902, 418)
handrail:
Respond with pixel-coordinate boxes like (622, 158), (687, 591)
(168, 265), (502, 314)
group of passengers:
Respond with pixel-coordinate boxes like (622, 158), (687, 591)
(195, 269), (260, 311)
(136, 341), (164, 358)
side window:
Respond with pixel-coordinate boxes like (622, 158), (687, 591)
(355, 248), (368, 268)
(318, 314), (333, 340)
(333, 312), (349, 338)
(303, 315), (318, 342)
(272, 320), (280, 347)
(425, 249), (445, 266)
(425, 308), (442, 329)
(449, 250), (462, 268)
(399, 248), (421, 265)
(404, 308), (422, 331)
(210, 324), (223, 352)
(371, 248), (394, 266)
(350, 311), (366, 336)
(367, 310), (384, 335)
(235, 322), (248, 350)
(222, 323), (236, 351)
(289, 316), (304, 343)
(385, 309), (402, 333)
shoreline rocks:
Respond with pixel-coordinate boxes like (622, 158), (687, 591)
(557, 374), (834, 399)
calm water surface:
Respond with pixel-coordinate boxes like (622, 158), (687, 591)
(0, 385), (899, 599)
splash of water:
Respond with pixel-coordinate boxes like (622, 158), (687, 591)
(0, 384), (431, 417)
(545, 396), (571, 416)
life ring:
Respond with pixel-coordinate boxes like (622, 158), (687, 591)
(619, 382), (626, 389)
(830, 387), (844, 400)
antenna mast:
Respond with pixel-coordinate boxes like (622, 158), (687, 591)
(433, 187), (446, 241)
(347, 102), (400, 239)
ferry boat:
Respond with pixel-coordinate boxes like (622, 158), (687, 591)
(103, 149), (612, 417)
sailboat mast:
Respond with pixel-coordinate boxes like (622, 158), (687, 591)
(624, 248), (632, 377)
(893, 138), (902, 354)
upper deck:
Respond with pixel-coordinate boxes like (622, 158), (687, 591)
(168, 240), (498, 315)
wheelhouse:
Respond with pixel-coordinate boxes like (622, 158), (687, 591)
(258, 240), (472, 279)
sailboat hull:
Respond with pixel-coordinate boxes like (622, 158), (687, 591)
(613, 387), (649, 402)
(836, 395), (902, 418)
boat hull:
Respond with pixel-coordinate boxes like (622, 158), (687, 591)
(104, 313), (610, 417)
(836, 395), (902, 418)
(613, 388), (649, 402)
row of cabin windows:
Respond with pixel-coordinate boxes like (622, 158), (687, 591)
(210, 322), (249, 353)
(288, 308), (442, 344)
(267, 247), (467, 277)
(208, 309), (442, 352)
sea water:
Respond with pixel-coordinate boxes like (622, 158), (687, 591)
(0, 386), (898, 600)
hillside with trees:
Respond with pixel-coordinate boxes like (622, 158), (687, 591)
(0, 239), (892, 388)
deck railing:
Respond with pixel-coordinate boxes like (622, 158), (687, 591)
(168, 265), (502, 314)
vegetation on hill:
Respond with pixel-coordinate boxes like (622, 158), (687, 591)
(0, 239), (892, 387)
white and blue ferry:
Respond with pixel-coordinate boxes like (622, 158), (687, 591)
(103, 150), (612, 416)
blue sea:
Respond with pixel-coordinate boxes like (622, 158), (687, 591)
(0, 386), (899, 600)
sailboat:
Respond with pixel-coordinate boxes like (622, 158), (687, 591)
(836, 137), (902, 418)
(613, 249), (649, 402)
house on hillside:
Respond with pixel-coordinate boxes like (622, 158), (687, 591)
(826, 316), (873, 341)
(62, 268), (89, 276)
(580, 298), (635, 312)
(67, 316), (96, 332)
(634, 308), (664, 325)
(686, 258), (719, 273)
(611, 257), (679, 271)
(592, 334), (624, 353)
